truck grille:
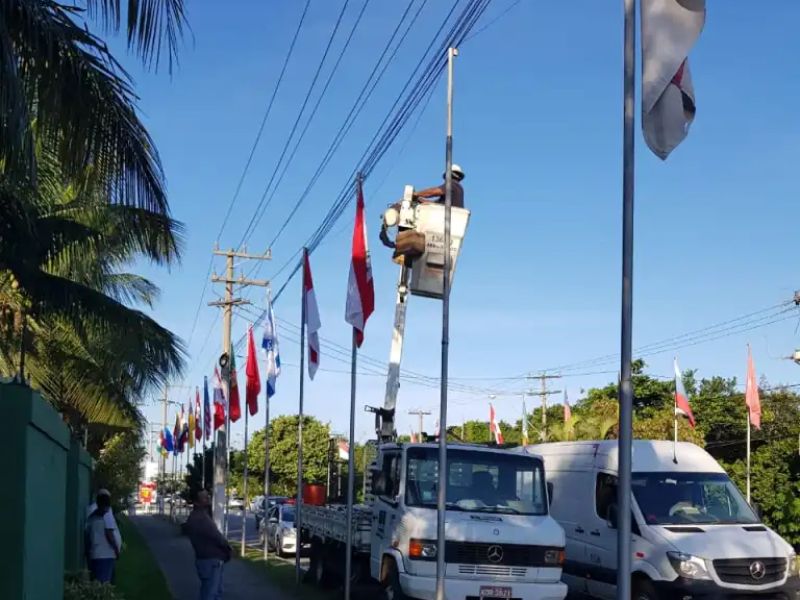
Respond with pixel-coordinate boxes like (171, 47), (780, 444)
(458, 565), (527, 578)
(712, 557), (786, 585)
(445, 542), (558, 567)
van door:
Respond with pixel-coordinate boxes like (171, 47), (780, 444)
(547, 470), (590, 596)
(369, 449), (402, 580)
(585, 471), (619, 600)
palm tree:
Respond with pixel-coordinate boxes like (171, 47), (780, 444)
(1, 0), (187, 205)
(0, 151), (184, 429)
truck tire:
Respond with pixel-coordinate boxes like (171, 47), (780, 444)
(383, 560), (411, 600)
(632, 577), (658, 600)
(310, 540), (333, 588)
(275, 534), (285, 558)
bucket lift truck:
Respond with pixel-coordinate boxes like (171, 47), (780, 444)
(299, 185), (567, 600)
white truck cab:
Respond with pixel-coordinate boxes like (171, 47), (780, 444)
(368, 442), (567, 600)
(522, 441), (799, 600)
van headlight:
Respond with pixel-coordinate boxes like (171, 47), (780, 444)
(667, 552), (711, 580)
(789, 554), (799, 578)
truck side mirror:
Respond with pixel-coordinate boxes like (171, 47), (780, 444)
(546, 482), (554, 506)
(607, 503), (619, 529)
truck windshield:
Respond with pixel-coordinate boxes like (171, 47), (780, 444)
(405, 447), (547, 515)
(281, 507), (295, 524)
(632, 472), (759, 525)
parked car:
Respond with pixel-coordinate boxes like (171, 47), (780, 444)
(228, 496), (245, 510)
(261, 504), (307, 557)
(254, 496), (288, 531)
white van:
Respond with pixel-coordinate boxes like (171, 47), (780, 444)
(522, 441), (799, 600)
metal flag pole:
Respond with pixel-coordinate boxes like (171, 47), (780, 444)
(202, 383), (207, 490)
(617, 1), (636, 600)
(263, 369), (271, 561)
(673, 358), (678, 464)
(296, 248), (308, 584)
(241, 384), (250, 557)
(746, 409), (751, 503)
(344, 327), (358, 600)
(435, 46), (457, 600)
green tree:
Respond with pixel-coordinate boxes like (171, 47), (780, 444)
(245, 416), (331, 497)
(94, 431), (145, 510)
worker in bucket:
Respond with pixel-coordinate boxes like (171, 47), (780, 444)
(415, 163), (465, 208)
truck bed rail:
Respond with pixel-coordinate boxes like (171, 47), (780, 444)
(301, 504), (372, 553)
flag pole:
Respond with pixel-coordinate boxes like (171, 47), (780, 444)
(202, 385), (207, 490)
(263, 357), (271, 561)
(296, 248), (308, 584)
(617, 1), (636, 600)
(344, 327), (358, 600)
(435, 46), (457, 600)
(241, 400), (249, 556)
(746, 410), (751, 503)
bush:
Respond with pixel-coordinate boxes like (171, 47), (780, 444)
(64, 572), (123, 600)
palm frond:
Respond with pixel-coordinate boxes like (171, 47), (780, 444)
(3, 0), (169, 213)
(86, 0), (188, 72)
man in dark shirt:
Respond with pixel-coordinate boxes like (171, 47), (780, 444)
(184, 490), (231, 599)
(415, 163), (465, 208)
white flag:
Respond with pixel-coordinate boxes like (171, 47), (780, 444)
(642, 0), (705, 159)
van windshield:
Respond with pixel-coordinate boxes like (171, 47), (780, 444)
(632, 472), (758, 525)
(406, 447), (547, 515)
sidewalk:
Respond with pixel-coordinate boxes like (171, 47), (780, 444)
(129, 514), (292, 600)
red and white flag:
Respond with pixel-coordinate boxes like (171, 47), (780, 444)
(563, 390), (572, 422)
(345, 179), (375, 347)
(245, 325), (261, 416)
(673, 358), (696, 428)
(410, 430), (418, 443)
(745, 346), (761, 430)
(303, 251), (321, 379)
(641, 0), (705, 159)
(489, 403), (504, 445)
(338, 440), (350, 461)
(194, 387), (202, 441)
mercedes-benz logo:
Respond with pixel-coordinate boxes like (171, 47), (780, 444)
(487, 545), (504, 564)
(749, 561), (766, 580)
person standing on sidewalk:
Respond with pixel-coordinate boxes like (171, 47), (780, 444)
(85, 490), (122, 583)
(184, 490), (231, 599)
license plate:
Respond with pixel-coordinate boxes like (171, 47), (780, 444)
(479, 586), (512, 598)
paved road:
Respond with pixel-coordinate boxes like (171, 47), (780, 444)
(224, 511), (310, 569)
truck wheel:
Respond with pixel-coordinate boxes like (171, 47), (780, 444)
(310, 541), (333, 588)
(632, 577), (658, 600)
(275, 535), (285, 558)
(383, 561), (411, 600)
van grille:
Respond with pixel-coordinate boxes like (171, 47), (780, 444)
(445, 542), (558, 567)
(712, 557), (786, 585)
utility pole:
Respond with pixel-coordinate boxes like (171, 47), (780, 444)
(408, 409), (431, 439)
(208, 245), (270, 533)
(526, 374), (562, 441)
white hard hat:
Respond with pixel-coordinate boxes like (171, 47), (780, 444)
(444, 164), (464, 181)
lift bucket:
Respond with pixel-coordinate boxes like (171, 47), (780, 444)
(409, 203), (470, 299)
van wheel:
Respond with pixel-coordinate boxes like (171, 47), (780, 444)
(632, 577), (658, 600)
(383, 561), (410, 600)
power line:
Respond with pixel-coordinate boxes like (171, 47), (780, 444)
(236, 0), (354, 248)
(181, 2), (311, 352)
(238, 0), (373, 251)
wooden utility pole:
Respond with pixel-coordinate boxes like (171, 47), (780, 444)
(526, 374), (562, 441)
(208, 245), (270, 533)
(408, 408), (431, 439)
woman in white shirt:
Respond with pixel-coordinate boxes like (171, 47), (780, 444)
(85, 491), (122, 583)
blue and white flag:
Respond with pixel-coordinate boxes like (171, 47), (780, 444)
(262, 297), (281, 399)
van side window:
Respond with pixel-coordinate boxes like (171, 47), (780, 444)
(596, 472), (641, 535)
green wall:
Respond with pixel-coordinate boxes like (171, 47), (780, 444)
(1, 383), (71, 600)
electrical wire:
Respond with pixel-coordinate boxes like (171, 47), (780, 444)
(236, 0), (353, 248)
(181, 1), (311, 352)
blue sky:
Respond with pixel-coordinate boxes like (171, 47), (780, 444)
(121, 1), (800, 447)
